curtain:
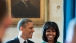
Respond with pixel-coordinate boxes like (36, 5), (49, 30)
(63, 0), (76, 43)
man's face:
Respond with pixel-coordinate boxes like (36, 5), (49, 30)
(22, 22), (34, 39)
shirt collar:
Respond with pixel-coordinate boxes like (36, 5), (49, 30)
(18, 35), (28, 43)
(22, 0), (28, 7)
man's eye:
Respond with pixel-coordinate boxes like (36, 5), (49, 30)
(30, 27), (33, 29)
(29, 28), (32, 29)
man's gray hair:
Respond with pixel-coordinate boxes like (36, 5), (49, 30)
(17, 18), (32, 30)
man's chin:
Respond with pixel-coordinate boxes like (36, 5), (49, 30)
(28, 36), (32, 39)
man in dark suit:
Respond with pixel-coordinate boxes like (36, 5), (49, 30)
(6, 18), (34, 43)
(12, 0), (39, 18)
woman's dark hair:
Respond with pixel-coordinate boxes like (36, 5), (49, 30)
(42, 21), (60, 43)
(0, 0), (7, 24)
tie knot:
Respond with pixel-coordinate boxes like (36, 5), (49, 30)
(24, 41), (26, 43)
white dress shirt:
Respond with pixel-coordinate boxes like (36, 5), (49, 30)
(18, 35), (28, 43)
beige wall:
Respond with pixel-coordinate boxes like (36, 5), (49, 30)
(3, 0), (63, 43)
(49, 0), (63, 43)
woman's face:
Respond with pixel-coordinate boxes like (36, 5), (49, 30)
(46, 27), (56, 41)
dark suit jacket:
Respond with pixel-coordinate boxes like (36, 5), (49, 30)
(6, 37), (34, 43)
(12, 1), (39, 18)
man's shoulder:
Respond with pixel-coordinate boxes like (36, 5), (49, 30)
(28, 40), (34, 43)
(5, 37), (19, 43)
(12, 1), (24, 9)
(5, 39), (15, 43)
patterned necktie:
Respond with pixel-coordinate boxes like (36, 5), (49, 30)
(23, 41), (26, 43)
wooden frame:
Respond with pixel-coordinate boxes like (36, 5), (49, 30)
(6, 0), (49, 25)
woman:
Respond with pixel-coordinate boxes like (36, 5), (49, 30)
(0, 0), (11, 43)
(42, 21), (60, 43)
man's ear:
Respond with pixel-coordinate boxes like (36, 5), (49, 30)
(20, 26), (23, 31)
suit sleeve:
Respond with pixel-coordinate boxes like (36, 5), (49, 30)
(5, 40), (15, 43)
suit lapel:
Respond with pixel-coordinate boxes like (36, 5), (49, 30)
(27, 40), (34, 43)
(28, 40), (31, 43)
(14, 37), (34, 43)
(14, 37), (20, 43)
